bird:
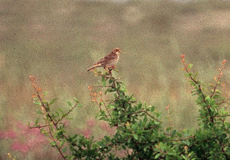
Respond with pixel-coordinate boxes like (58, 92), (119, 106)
(87, 48), (121, 71)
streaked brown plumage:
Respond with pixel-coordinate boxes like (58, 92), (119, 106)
(87, 48), (121, 71)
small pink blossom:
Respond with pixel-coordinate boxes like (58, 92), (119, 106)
(83, 128), (92, 138)
(62, 119), (70, 127)
(86, 118), (96, 127)
(99, 122), (116, 136)
(11, 142), (29, 153)
(0, 130), (17, 139)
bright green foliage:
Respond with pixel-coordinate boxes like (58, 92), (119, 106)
(29, 57), (230, 159)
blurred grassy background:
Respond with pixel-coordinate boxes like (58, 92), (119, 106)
(1, 0), (230, 159)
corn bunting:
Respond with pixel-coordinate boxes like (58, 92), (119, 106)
(87, 48), (121, 71)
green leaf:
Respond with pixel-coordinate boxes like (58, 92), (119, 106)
(182, 141), (190, 146)
(66, 101), (72, 107)
(133, 134), (138, 140)
(55, 111), (59, 116)
(107, 104), (115, 109)
(177, 132), (182, 137)
(40, 128), (47, 135)
(43, 101), (49, 106)
(103, 80), (106, 87)
(77, 104), (83, 107)
(109, 78), (113, 84)
(46, 106), (50, 112)
(194, 72), (198, 78)
(151, 106), (155, 112)
(137, 103), (142, 110)
(155, 153), (161, 159)
(34, 101), (41, 105)
(43, 91), (48, 96)
(50, 141), (57, 147)
(62, 146), (67, 153)
(59, 140), (66, 148)
(181, 155), (186, 159)
(122, 145), (126, 150)
(73, 97), (79, 103)
(143, 116), (147, 123)
(102, 76), (106, 87)
(49, 98), (57, 105)
(187, 63), (193, 69)
(166, 127), (172, 131)
(172, 130), (177, 137)
(104, 136), (110, 142)
(185, 73), (192, 78)
(35, 118), (39, 125)
(210, 99), (216, 106)
(58, 108), (64, 113)
(213, 95), (220, 99)
(36, 110), (43, 114)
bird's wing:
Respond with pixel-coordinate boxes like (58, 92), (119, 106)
(94, 52), (114, 65)
(95, 57), (106, 64)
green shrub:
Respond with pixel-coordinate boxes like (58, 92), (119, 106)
(28, 55), (230, 159)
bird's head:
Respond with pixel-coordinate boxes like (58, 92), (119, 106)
(113, 48), (121, 53)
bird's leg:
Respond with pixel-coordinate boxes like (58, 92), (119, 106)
(105, 65), (116, 70)
(111, 66), (116, 70)
(104, 65), (115, 73)
(108, 68), (113, 75)
(105, 66), (115, 75)
(103, 67), (109, 72)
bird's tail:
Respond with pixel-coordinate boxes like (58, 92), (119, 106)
(87, 64), (101, 71)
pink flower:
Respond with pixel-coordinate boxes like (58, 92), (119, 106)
(5, 130), (17, 138)
(62, 119), (70, 127)
(11, 142), (29, 153)
(0, 130), (17, 139)
(99, 122), (116, 136)
(83, 128), (92, 138)
(86, 118), (96, 127)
